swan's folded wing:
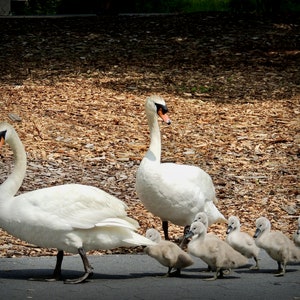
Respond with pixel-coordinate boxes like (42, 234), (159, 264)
(14, 184), (132, 230)
(160, 163), (216, 197)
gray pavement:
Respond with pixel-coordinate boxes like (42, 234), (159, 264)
(0, 250), (299, 300)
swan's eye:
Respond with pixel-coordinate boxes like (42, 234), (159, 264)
(0, 130), (7, 140)
(155, 103), (168, 115)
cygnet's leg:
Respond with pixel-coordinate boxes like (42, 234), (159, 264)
(204, 268), (223, 281)
(202, 265), (212, 272)
(274, 261), (285, 277)
(157, 267), (173, 278)
(169, 268), (181, 277)
(28, 250), (64, 282)
(158, 267), (181, 278)
(64, 247), (94, 284)
(249, 256), (259, 270)
(162, 220), (169, 240)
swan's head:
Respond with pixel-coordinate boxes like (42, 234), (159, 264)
(145, 95), (171, 125)
(0, 130), (6, 148)
(145, 228), (162, 243)
(0, 122), (13, 149)
(0, 122), (21, 152)
(185, 221), (206, 239)
(226, 216), (240, 234)
(193, 212), (209, 228)
(253, 217), (271, 238)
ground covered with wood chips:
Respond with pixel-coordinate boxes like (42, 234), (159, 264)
(0, 12), (299, 257)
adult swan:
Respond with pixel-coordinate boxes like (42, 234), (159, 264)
(136, 95), (226, 240)
(0, 122), (154, 284)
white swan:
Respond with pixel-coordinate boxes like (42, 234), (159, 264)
(226, 216), (260, 269)
(186, 221), (248, 280)
(293, 217), (300, 247)
(144, 228), (193, 276)
(136, 95), (226, 240)
(0, 122), (154, 284)
(253, 217), (300, 276)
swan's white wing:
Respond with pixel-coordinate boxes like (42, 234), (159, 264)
(12, 184), (132, 230)
(160, 163), (216, 201)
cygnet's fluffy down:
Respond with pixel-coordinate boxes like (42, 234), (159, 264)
(254, 217), (300, 276)
(193, 212), (220, 240)
(226, 216), (260, 269)
(144, 228), (193, 276)
(191, 212), (221, 272)
(293, 217), (300, 247)
(186, 222), (248, 280)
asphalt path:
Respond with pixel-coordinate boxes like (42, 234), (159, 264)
(0, 250), (299, 300)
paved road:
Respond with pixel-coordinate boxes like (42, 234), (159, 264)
(0, 250), (299, 300)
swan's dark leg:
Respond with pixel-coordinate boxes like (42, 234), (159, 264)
(162, 220), (169, 240)
(28, 250), (64, 282)
(51, 250), (64, 280)
(64, 247), (93, 284)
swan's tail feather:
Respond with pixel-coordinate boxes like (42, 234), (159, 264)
(123, 232), (156, 247)
(204, 201), (227, 226)
(96, 218), (138, 231)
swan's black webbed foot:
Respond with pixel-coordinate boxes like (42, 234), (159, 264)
(64, 247), (94, 284)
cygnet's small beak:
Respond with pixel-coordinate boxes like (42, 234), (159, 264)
(226, 225), (233, 235)
(253, 228), (261, 238)
(184, 231), (194, 239)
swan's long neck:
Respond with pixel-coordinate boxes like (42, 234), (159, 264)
(0, 132), (27, 198)
(145, 112), (161, 163)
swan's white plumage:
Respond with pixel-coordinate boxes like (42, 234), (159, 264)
(293, 217), (300, 247)
(136, 95), (225, 238)
(226, 216), (260, 269)
(144, 228), (193, 275)
(0, 122), (154, 282)
(254, 217), (300, 276)
(187, 221), (248, 280)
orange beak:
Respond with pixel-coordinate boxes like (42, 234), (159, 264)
(0, 137), (5, 148)
(157, 109), (171, 125)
